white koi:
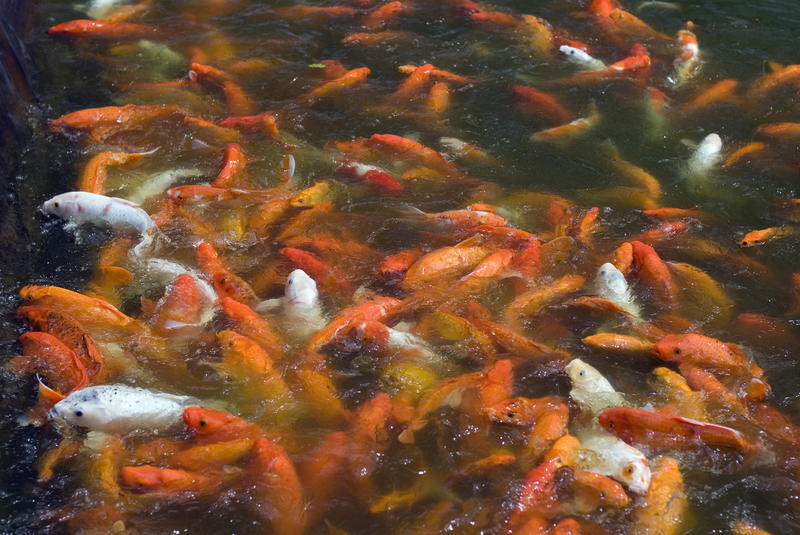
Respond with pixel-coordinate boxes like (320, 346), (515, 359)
(559, 45), (606, 71)
(595, 262), (640, 317)
(49, 384), (195, 434)
(565, 357), (626, 414)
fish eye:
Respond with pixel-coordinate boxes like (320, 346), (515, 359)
(199, 419), (207, 427)
(74, 410), (83, 417)
(579, 370), (586, 376)
(624, 464), (634, 475)
(54, 202), (60, 208)
(674, 348), (681, 354)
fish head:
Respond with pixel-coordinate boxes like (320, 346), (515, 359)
(183, 406), (237, 437)
(595, 262), (628, 296)
(285, 269), (318, 308)
(618, 456), (651, 495)
(565, 358), (605, 392)
(42, 194), (78, 218)
(651, 334), (692, 362)
(49, 389), (108, 430)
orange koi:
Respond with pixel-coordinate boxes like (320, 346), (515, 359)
(681, 79), (740, 114)
(653, 333), (761, 376)
(599, 407), (751, 452)
(183, 406), (264, 442)
(427, 81), (450, 113)
(17, 306), (105, 380)
(631, 457), (687, 535)
(530, 106), (599, 145)
(477, 359), (514, 407)
(723, 141), (772, 169)
(303, 67), (371, 103)
(49, 104), (186, 144)
(306, 296), (400, 352)
(402, 245), (491, 290)
(485, 396), (566, 427)
(378, 248), (423, 281)
(196, 242), (257, 303)
(583, 333), (654, 355)
(299, 431), (350, 526)
(630, 240), (677, 309)
(172, 438), (255, 471)
(756, 122), (800, 144)
(504, 274), (586, 327)
(77, 151), (146, 194)
(10, 332), (89, 394)
(218, 111), (280, 139)
(398, 64), (474, 85)
(48, 19), (160, 40)
(341, 30), (412, 46)
(570, 468), (630, 513)
(466, 314), (568, 361)
(369, 133), (464, 177)
(607, 8), (672, 43)
(275, 4), (355, 22)
(219, 297), (284, 355)
(508, 458), (563, 527)
(512, 85), (575, 126)
(211, 143), (248, 188)
(148, 274), (207, 334)
(394, 63), (435, 98)
(739, 226), (795, 247)
(19, 285), (138, 339)
(120, 465), (221, 496)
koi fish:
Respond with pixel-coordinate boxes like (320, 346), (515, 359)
(559, 45), (606, 70)
(684, 133), (722, 182)
(668, 25), (700, 87)
(49, 384), (195, 434)
(565, 358), (626, 414)
(578, 431), (651, 495)
(594, 262), (640, 317)
(42, 191), (157, 256)
(282, 269), (328, 340)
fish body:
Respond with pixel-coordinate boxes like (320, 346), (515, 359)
(595, 262), (640, 317)
(559, 45), (606, 70)
(579, 431), (651, 495)
(49, 384), (193, 434)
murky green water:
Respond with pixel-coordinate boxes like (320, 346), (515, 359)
(3, 0), (800, 533)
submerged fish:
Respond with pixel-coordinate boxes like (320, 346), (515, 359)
(685, 133), (722, 183)
(49, 384), (195, 434)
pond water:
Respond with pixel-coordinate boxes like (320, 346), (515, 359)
(2, 0), (800, 533)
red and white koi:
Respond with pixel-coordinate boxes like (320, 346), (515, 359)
(667, 25), (700, 87)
